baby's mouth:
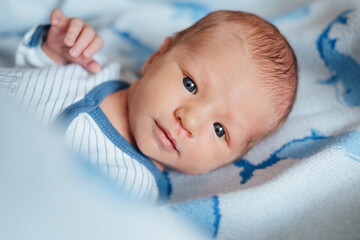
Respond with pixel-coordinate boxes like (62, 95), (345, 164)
(155, 121), (178, 152)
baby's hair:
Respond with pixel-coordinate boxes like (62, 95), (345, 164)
(170, 10), (298, 138)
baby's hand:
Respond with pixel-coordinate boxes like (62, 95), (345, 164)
(42, 8), (103, 73)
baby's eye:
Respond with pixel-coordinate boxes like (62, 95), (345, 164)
(214, 122), (226, 138)
(183, 76), (196, 94)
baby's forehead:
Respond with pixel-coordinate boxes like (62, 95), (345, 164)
(176, 24), (245, 52)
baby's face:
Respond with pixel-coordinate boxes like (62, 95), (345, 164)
(128, 35), (274, 174)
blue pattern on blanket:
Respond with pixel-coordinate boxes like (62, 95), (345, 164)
(109, 2), (208, 51)
(270, 5), (310, 23)
(234, 129), (360, 184)
(110, 26), (154, 55)
(171, 2), (209, 21)
(170, 195), (221, 238)
(109, 25), (154, 68)
(317, 9), (360, 107)
(108, 2), (209, 70)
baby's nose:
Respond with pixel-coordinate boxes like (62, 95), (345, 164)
(175, 104), (211, 137)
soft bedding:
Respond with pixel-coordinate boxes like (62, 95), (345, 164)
(1, 0), (359, 239)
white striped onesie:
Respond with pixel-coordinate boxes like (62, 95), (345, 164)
(0, 25), (169, 203)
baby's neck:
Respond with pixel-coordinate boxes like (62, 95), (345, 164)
(100, 88), (135, 146)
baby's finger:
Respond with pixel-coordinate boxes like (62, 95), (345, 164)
(50, 8), (69, 31)
(64, 18), (84, 47)
(85, 60), (102, 74)
(69, 26), (95, 58)
(83, 35), (104, 58)
(72, 54), (102, 74)
(77, 57), (101, 74)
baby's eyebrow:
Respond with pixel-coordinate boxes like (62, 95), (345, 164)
(183, 55), (212, 85)
(225, 111), (235, 125)
(224, 112), (235, 143)
(225, 109), (248, 147)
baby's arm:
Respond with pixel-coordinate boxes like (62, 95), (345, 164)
(42, 9), (103, 73)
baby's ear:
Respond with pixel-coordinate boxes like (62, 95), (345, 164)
(140, 37), (173, 75)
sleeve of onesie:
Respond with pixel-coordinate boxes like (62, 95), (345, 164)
(15, 24), (58, 68)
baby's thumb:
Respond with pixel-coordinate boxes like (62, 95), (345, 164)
(49, 8), (69, 31)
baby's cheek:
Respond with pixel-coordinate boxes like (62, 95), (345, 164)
(185, 145), (218, 173)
